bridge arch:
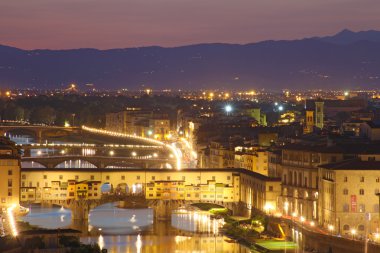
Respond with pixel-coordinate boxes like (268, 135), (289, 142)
(3, 127), (39, 140)
(21, 161), (46, 168)
(54, 159), (98, 169)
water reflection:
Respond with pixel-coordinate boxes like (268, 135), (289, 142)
(21, 203), (250, 253)
(88, 203), (153, 235)
(7, 134), (35, 144)
(21, 205), (72, 229)
(172, 209), (224, 234)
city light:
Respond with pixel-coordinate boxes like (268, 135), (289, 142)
(131, 151), (137, 157)
(81, 125), (181, 170)
(300, 216), (305, 222)
(225, 104), (233, 114)
(109, 150), (115, 156)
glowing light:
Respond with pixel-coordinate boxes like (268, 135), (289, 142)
(136, 234), (142, 253)
(328, 225), (334, 232)
(98, 235), (104, 250)
(278, 105), (284, 111)
(264, 203), (274, 213)
(131, 151), (137, 157)
(64, 121), (70, 127)
(153, 153), (158, 158)
(225, 104), (233, 113)
(300, 216), (305, 222)
(310, 221), (315, 227)
(37, 150), (42, 156)
(81, 125), (181, 170)
(109, 150), (115, 156)
(351, 229), (356, 235)
(292, 212), (298, 218)
(7, 204), (18, 236)
(147, 130), (153, 136)
(344, 91), (349, 96)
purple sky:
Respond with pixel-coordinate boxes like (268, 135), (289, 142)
(1, 0), (380, 49)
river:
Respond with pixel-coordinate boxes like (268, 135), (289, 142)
(21, 204), (250, 253)
(11, 133), (250, 252)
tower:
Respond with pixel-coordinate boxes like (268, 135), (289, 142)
(315, 101), (324, 129)
(304, 110), (314, 134)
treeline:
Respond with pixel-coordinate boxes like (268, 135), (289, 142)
(0, 94), (187, 127)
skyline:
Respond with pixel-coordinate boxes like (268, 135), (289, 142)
(1, 0), (380, 50)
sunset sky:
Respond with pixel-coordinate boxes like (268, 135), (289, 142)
(1, 0), (380, 49)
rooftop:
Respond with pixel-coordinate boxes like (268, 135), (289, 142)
(319, 159), (380, 170)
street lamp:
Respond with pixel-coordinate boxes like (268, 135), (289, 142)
(351, 229), (356, 240)
(109, 150), (114, 156)
(328, 225), (334, 235)
(131, 151), (137, 157)
(225, 104), (233, 115)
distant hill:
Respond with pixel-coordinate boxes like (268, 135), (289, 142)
(1, 29), (380, 91)
(318, 29), (380, 44)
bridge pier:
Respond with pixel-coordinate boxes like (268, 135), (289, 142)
(71, 201), (90, 221)
(153, 200), (180, 221)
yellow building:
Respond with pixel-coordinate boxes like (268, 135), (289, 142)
(234, 146), (268, 176)
(318, 156), (380, 236)
(0, 144), (20, 211)
(146, 178), (239, 203)
(150, 119), (171, 141)
(208, 141), (235, 168)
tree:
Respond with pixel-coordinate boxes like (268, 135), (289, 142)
(30, 106), (56, 125)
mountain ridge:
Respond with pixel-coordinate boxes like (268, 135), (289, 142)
(1, 29), (380, 90)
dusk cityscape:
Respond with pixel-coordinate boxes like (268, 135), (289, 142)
(1, 1), (380, 253)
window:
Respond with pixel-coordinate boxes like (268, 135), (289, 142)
(360, 177), (364, 182)
(59, 175), (63, 180)
(227, 176), (231, 180)
(22, 174), (26, 180)
(377, 177), (380, 183)
(167, 176), (170, 180)
(374, 204), (379, 212)
(343, 189), (348, 195)
(182, 176), (185, 181)
(121, 176), (125, 180)
(358, 225), (365, 231)
(44, 175), (47, 180)
(212, 176), (215, 181)
(343, 176), (347, 182)
(152, 176), (155, 180)
(90, 175), (95, 180)
(8, 170), (12, 176)
(359, 204), (365, 212)
(343, 204), (349, 212)
(359, 189), (365, 195)
(137, 176), (140, 180)
(75, 175), (79, 180)
(8, 179), (12, 187)
(269, 186), (273, 192)
(375, 189), (380, 195)
(106, 176), (110, 180)
(343, 224), (350, 230)
(8, 189), (12, 196)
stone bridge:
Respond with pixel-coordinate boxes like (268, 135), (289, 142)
(0, 125), (81, 141)
(24, 195), (235, 222)
(21, 155), (175, 168)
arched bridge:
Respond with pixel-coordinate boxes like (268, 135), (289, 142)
(0, 125), (81, 141)
(21, 155), (175, 168)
